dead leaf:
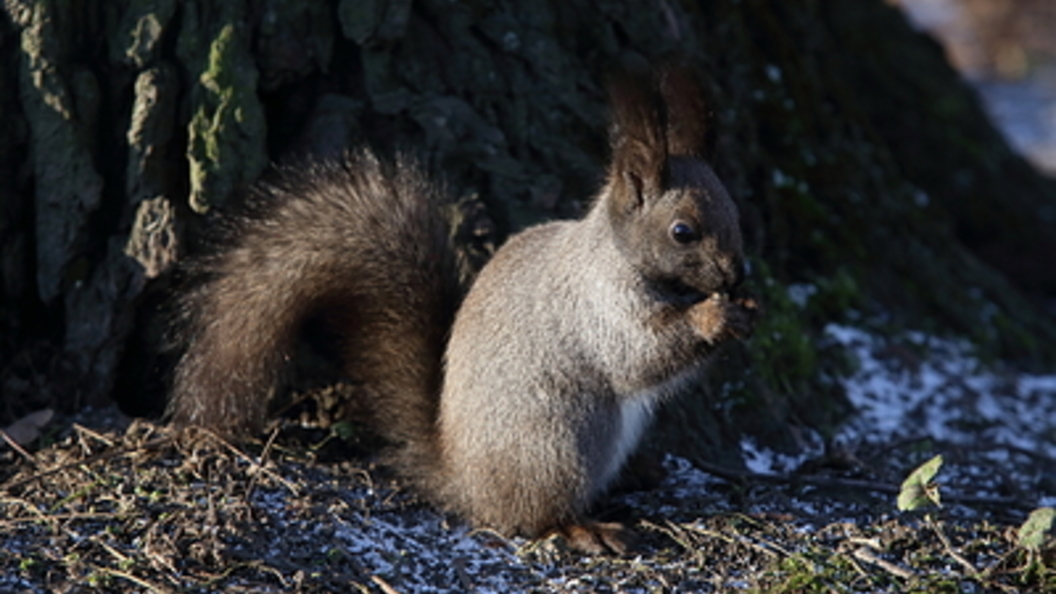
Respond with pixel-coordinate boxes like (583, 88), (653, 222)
(1, 408), (54, 447)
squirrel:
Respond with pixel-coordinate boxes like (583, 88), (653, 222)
(167, 65), (756, 554)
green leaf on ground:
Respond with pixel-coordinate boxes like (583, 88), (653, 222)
(331, 422), (357, 441)
(897, 454), (943, 511)
(1017, 507), (1055, 551)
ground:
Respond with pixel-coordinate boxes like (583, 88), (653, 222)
(1, 324), (1054, 593)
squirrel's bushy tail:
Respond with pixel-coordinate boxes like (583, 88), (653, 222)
(169, 150), (461, 466)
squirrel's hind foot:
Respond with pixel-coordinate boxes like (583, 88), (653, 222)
(550, 521), (636, 555)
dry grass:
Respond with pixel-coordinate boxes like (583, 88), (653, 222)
(2, 414), (1052, 593)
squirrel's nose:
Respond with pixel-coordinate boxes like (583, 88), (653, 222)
(718, 257), (745, 292)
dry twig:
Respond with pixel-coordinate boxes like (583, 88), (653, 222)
(851, 547), (916, 580)
(0, 436), (174, 493)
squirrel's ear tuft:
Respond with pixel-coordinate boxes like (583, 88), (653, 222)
(659, 64), (708, 157)
(607, 68), (668, 211)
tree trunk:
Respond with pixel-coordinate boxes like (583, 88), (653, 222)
(1, 0), (1052, 464)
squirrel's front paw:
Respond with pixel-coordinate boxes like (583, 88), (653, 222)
(689, 292), (759, 343)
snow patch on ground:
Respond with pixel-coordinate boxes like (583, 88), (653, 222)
(827, 324), (1056, 468)
(740, 433), (822, 476)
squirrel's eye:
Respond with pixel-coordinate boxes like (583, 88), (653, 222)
(670, 221), (698, 244)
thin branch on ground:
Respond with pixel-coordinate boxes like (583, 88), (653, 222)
(689, 458), (1030, 509)
(371, 574), (405, 594)
(246, 426), (282, 500)
(925, 514), (980, 578)
(0, 429), (39, 465)
(73, 423), (116, 448)
(100, 566), (176, 594)
(193, 428), (301, 496)
(851, 547), (916, 580)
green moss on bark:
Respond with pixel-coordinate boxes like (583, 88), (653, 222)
(109, 0), (176, 68)
(184, 18), (266, 213)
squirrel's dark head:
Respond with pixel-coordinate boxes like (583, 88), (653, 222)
(604, 65), (744, 304)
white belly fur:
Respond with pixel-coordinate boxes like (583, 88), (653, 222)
(594, 365), (704, 495)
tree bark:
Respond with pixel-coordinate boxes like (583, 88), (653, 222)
(1, 0), (1052, 462)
